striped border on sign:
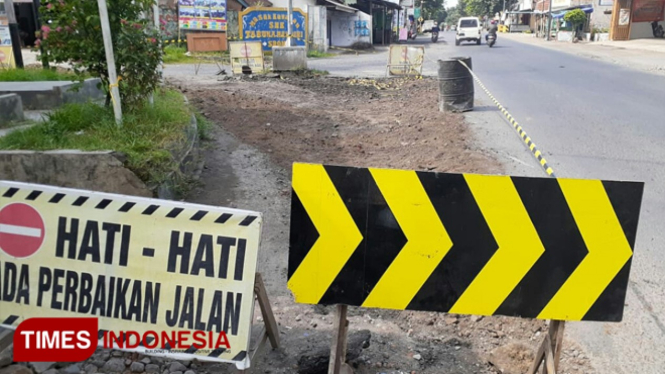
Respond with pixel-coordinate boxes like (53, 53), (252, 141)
(1, 186), (258, 227)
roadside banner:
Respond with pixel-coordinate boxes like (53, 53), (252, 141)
(178, 0), (227, 31)
(229, 41), (265, 74)
(0, 181), (262, 369)
(632, 0), (665, 22)
(288, 163), (644, 322)
(0, 25), (15, 69)
(239, 7), (308, 51)
(619, 8), (631, 25)
(387, 45), (424, 76)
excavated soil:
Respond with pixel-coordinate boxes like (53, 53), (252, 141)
(162, 73), (595, 374)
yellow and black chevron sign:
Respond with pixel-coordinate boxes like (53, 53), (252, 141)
(287, 163), (644, 322)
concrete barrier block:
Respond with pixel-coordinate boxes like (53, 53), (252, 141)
(0, 78), (104, 110)
(0, 94), (25, 125)
(272, 46), (307, 71)
(0, 150), (152, 197)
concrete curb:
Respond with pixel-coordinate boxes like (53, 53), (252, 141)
(153, 95), (202, 200)
(0, 78), (105, 110)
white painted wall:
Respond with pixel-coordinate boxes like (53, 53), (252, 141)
(270, 0), (317, 10)
(591, 5), (613, 29)
(308, 5), (328, 51)
(630, 21), (654, 38)
(329, 10), (371, 47)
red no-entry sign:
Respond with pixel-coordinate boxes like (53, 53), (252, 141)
(0, 202), (45, 258)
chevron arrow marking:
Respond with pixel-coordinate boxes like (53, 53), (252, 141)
(361, 168), (453, 310)
(538, 179), (633, 320)
(449, 174), (546, 316)
(288, 163), (363, 304)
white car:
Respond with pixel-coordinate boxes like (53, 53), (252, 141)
(456, 17), (482, 46)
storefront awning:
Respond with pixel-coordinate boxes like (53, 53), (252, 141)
(323, 0), (358, 13)
(371, 0), (402, 10)
(552, 6), (593, 18)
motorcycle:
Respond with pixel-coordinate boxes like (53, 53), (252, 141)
(487, 33), (496, 47)
(431, 29), (439, 42)
(652, 21), (664, 38)
(407, 24), (418, 40)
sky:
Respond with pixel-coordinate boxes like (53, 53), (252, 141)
(447, 0), (459, 7)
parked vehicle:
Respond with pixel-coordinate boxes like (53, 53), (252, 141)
(456, 17), (482, 46)
(652, 21), (664, 38)
(487, 33), (496, 47)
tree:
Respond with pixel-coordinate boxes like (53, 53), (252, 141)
(465, 0), (502, 19)
(564, 9), (587, 41)
(445, 0), (468, 26)
(39, 0), (163, 110)
(422, 0), (447, 23)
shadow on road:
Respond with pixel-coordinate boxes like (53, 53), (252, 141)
(471, 106), (499, 112)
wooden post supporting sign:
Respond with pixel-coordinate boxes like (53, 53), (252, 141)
(528, 320), (565, 374)
(328, 305), (353, 374)
(238, 273), (280, 373)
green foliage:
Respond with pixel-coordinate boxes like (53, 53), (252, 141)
(307, 50), (335, 58)
(38, 0), (162, 110)
(465, 0), (502, 18)
(0, 89), (191, 185)
(564, 9), (587, 27)
(0, 67), (83, 82)
(445, 0), (468, 25)
(162, 45), (229, 64)
(162, 45), (194, 64)
(421, 0), (447, 23)
(194, 112), (213, 141)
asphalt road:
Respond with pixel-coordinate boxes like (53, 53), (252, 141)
(311, 32), (665, 373)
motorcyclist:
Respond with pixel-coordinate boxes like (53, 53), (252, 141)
(486, 20), (498, 42)
(432, 22), (440, 34)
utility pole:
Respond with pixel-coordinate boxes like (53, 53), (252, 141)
(5, 0), (24, 68)
(286, 0), (293, 46)
(546, 0), (552, 41)
(154, 1), (161, 80)
(96, 0), (123, 124)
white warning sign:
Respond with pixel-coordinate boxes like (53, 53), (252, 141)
(0, 181), (262, 369)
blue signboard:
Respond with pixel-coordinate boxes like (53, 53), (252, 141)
(239, 7), (308, 51)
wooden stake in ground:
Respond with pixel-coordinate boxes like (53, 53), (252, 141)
(96, 0), (123, 125)
(238, 273), (280, 373)
(528, 320), (565, 374)
(328, 305), (353, 374)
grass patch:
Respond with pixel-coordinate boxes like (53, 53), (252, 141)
(291, 67), (330, 76)
(162, 45), (195, 64)
(309, 69), (330, 76)
(0, 67), (82, 82)
(162, 44), (229, 64)
(0, 89), (192, 186)
(194, 112), (214, 141)
(307, 50), (335, 58)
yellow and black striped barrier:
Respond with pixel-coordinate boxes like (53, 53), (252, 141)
(456, 59), (556, 177)
(288, 163), (644, 322)
(163, 39), (187, 44)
